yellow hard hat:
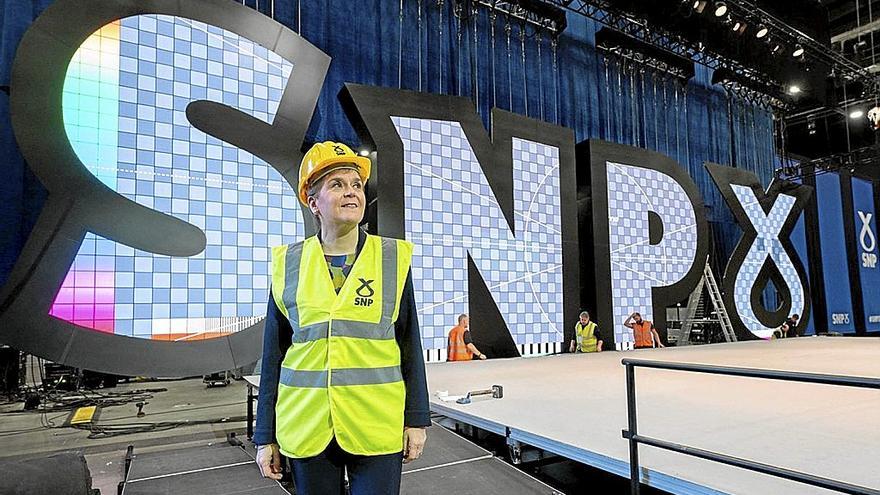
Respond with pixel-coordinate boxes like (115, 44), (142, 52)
(298, 141), (371, 206)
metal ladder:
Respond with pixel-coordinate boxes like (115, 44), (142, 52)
(678, 258), (738, 345)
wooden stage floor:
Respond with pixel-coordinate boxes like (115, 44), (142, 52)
(426, 337), (880, 495)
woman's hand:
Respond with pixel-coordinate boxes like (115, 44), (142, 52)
(403, 427), (427, 464)
(256, 443), (283, 480)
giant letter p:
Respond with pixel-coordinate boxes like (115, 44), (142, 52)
(585, 141), (709, 349)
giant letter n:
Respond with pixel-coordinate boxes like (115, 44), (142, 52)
(342, 85), (579, 360)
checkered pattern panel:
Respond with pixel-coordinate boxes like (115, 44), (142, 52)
(53, 15), (302, 340)
(606, 162), (699, 348)
(391, 117), (564, 351)
(731, 185), (805, 338)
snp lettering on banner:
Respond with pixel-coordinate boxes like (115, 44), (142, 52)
(832, 313), (851, 325)
(858, 211), (877, 268)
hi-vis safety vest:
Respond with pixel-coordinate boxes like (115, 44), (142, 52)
(574, 321), (598, 353)
(447, 325), (473, 361)
(633, 320), (654, 348)
(271, 234), (413, 458)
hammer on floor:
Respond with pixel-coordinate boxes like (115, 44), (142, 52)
(456, 384), (503, 404)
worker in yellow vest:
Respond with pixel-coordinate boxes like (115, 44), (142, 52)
(253, 142), (430, 494)
(569, 311), (603, 353)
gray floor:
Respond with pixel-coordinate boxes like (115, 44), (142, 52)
(426, 337), (880, 495)
(4, 337), (876, 494)
(1, 374), (557, 495)
(0, 377), (250, 494)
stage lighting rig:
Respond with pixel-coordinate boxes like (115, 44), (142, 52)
(474, 0), (567, 36)
(596, 27), (695, 81)
(703, 0), (877, 96)
(868, 106), (880, 129)
(775, 144), (880, 181)
(755, 24), (768, 39)
(770, 40), (784, 55)
(711, 67), (788, 108)
(544, 1), (785, 107)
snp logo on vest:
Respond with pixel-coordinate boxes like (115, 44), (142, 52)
(354, 278), (375, 307)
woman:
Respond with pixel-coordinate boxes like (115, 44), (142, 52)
(253, 142), (430, 494)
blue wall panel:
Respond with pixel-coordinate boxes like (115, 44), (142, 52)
(851, 177), (880, 331)
(816, 173), (855, 333)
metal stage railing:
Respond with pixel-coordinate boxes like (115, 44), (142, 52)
(620, 358), (880, 495)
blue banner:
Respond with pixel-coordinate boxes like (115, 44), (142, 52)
(816, 173), (855, 333)
(790, 212), (815, 335)
(851, 177), (880, 331)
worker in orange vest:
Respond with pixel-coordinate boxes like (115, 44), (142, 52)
(447, 314), (487, 361)
(624, 312), (665, 349)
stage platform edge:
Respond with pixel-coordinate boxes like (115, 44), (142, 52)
(431, 402), (728, 495)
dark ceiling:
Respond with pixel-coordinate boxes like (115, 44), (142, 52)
(594, 0), (880, 179)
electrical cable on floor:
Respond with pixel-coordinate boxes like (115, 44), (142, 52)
(0, 388), (167, 414)
(74, 415), (249, 439)
(4, 357), (247, 439)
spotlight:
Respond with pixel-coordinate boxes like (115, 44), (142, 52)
(867, 106), (880, 129)
(358, 149), (370, 157)
(850, 109), (865, 119)
(732, 20), (747, 34)
(770, 41), (784, 55)
(788, 85), (801, 95)
(792, 44), (804, 57)
(713, 1), (728, 17)
(755, 24), (768, 38)
(692, 0), (708, 13)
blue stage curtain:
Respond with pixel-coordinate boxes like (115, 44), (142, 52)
(0, 0), (52, 287)
(0, 0), (777, 287)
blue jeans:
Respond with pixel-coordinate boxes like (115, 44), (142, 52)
(290, 438), (403, 495)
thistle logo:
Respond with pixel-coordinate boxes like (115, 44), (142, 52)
(706, 164), (812, 339)
(354, 278), (375, 307)
(858, 211), (877, 268)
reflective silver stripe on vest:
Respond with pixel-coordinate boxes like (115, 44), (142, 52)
(283, 242), (304, 331)
(380, 238), (397, 326)
(279, 366), (401, 387)
(331, 366), (402, 386)
(331, 320), (394, 340)
(292, 322), (330, 344)
(279, 368), (328, 388)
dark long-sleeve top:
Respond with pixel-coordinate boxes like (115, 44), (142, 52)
(253, 230), (431, 446)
